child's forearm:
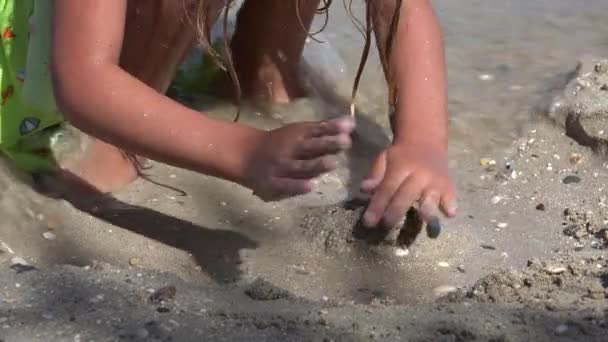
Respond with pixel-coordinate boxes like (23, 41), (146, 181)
(387, 0), (448, 152)
(52, 62), (263, 186)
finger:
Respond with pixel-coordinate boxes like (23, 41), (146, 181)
(418, 191), (442, 239)
(417, 191), (442, 223)
(362, 172), (407, 228)
(294, 134), (352, 160)
(280, 157), (336, 179)
(360, 152), (387, 193)
(439, 183), (458, 217)
(259, 178), (313, 201)
(308, 116), (356, 138)
(381, 177), (426, 229)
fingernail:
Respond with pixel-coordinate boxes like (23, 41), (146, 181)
(360, 179), (373, 190)
(336, 134), (352, 149)
(361, 178), (380, 192)
(337, 117), (356, 131)
(426, 217), (442, 238)
(446, 203), (458, 217)
(363, 211), (376, 227)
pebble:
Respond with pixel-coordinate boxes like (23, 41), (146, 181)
(149, 286), (177, 304)
(480, 158), (496, 167)
(220, 201), (227, 207)
(554, 324), (569, 335)
(0, 241), (14, 254)
(478, 74), (494, 81)
(576, 78), (591, 89)
(562, 175), (581, 184)
(394, 248), (410, 257)
(9, 257), (36, 274)
(457, 265), (466, 273)
(545, 266), (566, 274)
(491, 196), (502, 204)
(437, 262), (450, 268)
(135, 328), (149, 339)
(569, 153), (582, 164)
(509, 85), (523, 91)
(496, 222), (508, 228)
(169, 174), (177, 179)
(89, 294), (105, 303)
(129, 258), (142, 267)
(291, 264), (311, 275)
(10, 257), (28, 266)
(42, 231), (56, 240)
(536, 203), (546, 211)
(595, 60), (608, 74)
(433, 285), (458, 296)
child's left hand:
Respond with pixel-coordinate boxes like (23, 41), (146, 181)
(359, 142), (457, 229)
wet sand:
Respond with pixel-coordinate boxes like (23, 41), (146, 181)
(2, 54), (608, 340)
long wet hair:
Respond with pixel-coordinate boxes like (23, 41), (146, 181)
(192, 0), (403, 122)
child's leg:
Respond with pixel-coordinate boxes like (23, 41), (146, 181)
(229, 0), (321, 103)
(56, 132), (142, 194)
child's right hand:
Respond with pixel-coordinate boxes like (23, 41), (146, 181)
(245, 117), (355, 201)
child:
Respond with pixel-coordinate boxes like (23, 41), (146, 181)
(0, 0), (456, 229)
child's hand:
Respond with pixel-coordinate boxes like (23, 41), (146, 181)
(245, 116), (355, 201)
(360, 143), (457, 228)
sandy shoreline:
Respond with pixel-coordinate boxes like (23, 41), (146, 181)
(1, 57), (608, 341)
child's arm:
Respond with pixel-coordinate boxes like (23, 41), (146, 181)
(362, 0), (457, 227)
(389, 0), (448, 150)
(52, 0), (354, 200)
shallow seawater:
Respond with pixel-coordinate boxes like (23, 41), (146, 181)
(185, 0), (608, 163)
(317, 0), (608, 160)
